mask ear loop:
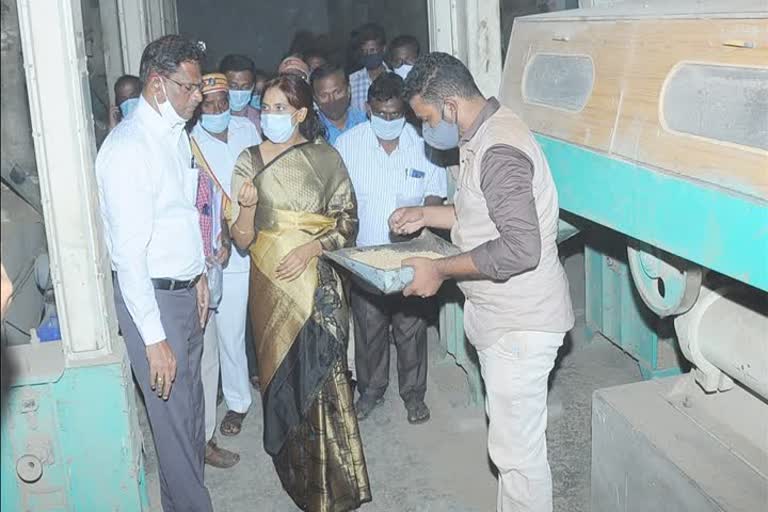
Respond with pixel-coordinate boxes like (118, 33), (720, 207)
(154, 76), (168, 110)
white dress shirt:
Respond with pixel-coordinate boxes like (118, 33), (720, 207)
(335, 122), (448, 247)
(96, 96), (205, 346)
(191, 117), (261, 274)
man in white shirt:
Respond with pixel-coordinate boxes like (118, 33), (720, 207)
(335, 73), (447, 425)
(96, 35), (213, 512)
(191, 73), (261, 442)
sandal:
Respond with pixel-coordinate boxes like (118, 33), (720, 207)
(406, 400), (431, 425)
(219, 410), (247, 437)
(205, 439), (240, 469)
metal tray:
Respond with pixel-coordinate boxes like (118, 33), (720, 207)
(323, 231), (460, 294)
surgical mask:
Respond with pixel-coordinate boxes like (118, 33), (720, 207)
(229, 89), (252, 112)
(119, 97), (139, 119)
(319, 95), (350, 121)
(370, 115), (406, 141)
(250, 94), (262, 110)
(360, 52), (384, 70)
(154, 79), (186, 131)
(261, 113), (297, 143)
(201, 110), (231, 134)
(394, 64), (413, 80)
(422, 103), (460, 150)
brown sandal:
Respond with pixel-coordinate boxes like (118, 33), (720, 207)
(219, 410), (247, 437)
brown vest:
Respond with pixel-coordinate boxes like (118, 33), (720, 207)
(452, 106), (574, 350)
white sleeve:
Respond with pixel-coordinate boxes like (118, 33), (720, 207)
(424, 154), (448, 198)
(99, 143), (165, 345)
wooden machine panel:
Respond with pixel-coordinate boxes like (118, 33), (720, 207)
(500, 2), (768, 200)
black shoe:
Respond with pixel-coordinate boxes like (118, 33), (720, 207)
(355, 395), (384, 421)
(406, 400), (431, 424)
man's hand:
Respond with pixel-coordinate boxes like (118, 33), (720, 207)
(196, 274), (209, 328)
(108, 106), (121, 130)
(215, 244), (231, 266)
(146, 340), (176, 400)
(402, 257), (445, 298)
(238, 182), (258, 208)
(389, 207), (425, 236)
(276, 240), (322, 282)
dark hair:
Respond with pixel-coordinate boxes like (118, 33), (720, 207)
(263, 75), (325, 141)
(219, 54), (255, 76)
(139, 35), (205, 84)
(310, 63), (349, 90)
(253, 69), (270, 82)
(404, 52), (481, 105)
(114, 74), (141, 96)
(389, 35), (420, 56)
(356, 23), (386, 48)
(367, 72), (404, 104)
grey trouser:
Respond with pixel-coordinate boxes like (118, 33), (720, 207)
(114, 280), (213, 512)
(352, 285), (428, 405)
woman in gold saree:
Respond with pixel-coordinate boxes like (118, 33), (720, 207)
(229, 75), (371, 512)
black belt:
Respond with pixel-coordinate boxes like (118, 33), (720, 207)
(113, 272), (202, 291)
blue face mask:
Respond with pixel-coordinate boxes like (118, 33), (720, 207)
(370, 115), (406, 141)
(119, 97), (140, 119)
(261, 113), (297, 143)
(250, 94), (262, 110)
(201, 110), (231, 134)
(229, 89), (252, 112)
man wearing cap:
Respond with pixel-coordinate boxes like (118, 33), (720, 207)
(192, 73), (261, 443)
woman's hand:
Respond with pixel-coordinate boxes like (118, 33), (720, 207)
(276, 240), (322, 281)
(238, 182), (259, 208)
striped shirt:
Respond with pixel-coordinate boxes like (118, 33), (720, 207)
(335, 122), (448, 247)
(349, 65), (389, 112)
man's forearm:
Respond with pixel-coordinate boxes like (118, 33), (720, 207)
(434, 252), (484, 280)
(422, 205), (456, 230)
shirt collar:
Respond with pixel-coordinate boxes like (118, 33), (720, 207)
(369, 121), (414, 153)
(135, 94), (184, 140)
(459, 97), (500, 146)
(320, 107), (366, 131)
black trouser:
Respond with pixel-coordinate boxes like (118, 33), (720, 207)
(352, 285), (428, 405)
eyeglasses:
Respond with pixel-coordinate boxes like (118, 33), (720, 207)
(165, 75), (203, 94)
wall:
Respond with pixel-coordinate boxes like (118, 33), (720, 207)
(326, 0), (429, 68)
(177, 0), (331, 73)
(1, 0), (36, 177)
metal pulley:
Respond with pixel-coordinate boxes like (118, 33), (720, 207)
(627, 241), (703, 317)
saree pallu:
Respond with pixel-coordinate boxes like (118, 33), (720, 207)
(232, 141), (370, 512)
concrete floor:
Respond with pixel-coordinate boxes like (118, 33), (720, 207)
(141, 322), (643, 512)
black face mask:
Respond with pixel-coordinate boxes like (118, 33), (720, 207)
(360, 52), (385, 70)
(320, 95), (351, 121)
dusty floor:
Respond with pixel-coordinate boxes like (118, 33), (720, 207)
(140, 322), (643, 512)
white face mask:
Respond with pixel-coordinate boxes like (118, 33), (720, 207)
(153, 78), (187, 131)
(394, 64), (414, 80)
